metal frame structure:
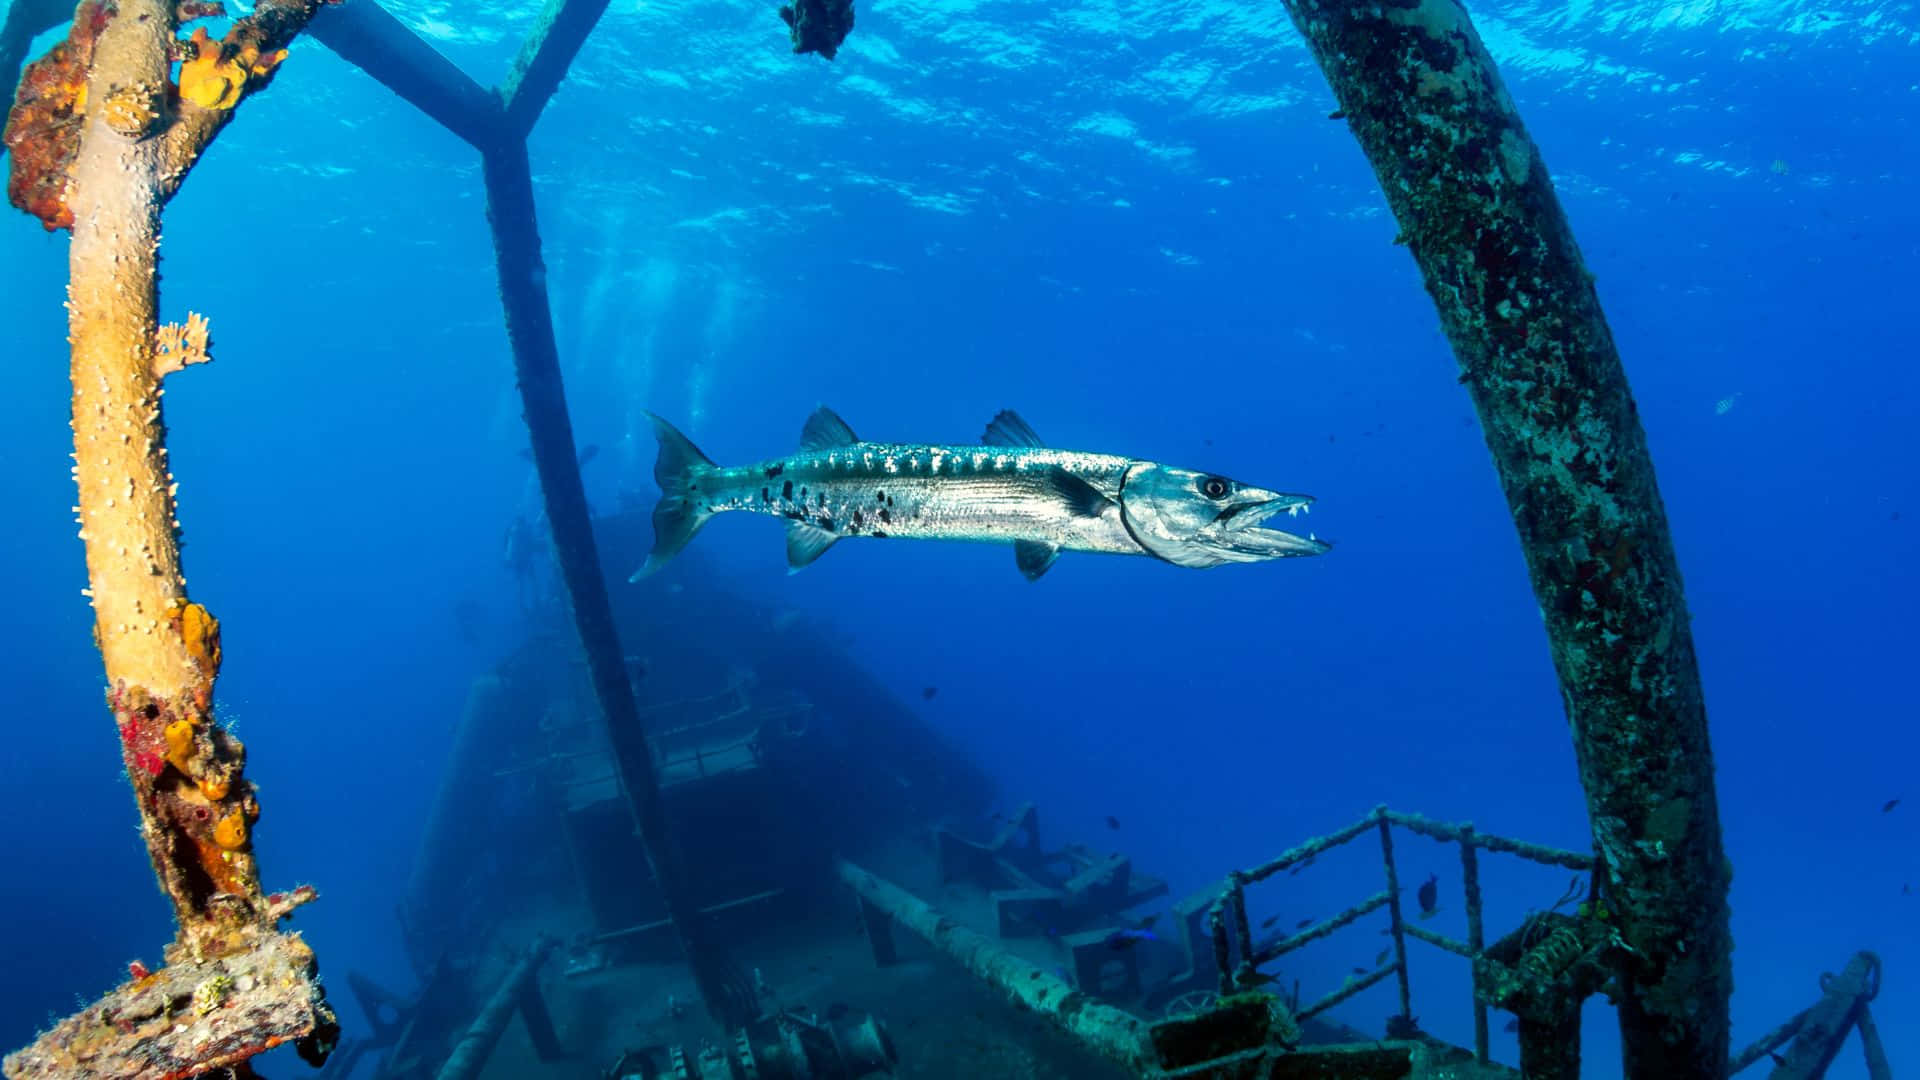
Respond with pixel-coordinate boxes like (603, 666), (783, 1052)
(1203, 805), (1593, 1062)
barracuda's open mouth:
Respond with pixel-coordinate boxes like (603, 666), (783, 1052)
(1210, 495), (1330, 560)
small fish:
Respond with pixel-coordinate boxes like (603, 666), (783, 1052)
(1504, 1018), (1519, 1033)
(922, 686), (938, 700)
(1238, 970), (1279, 988)
(1260, 915), (1281, 930)
(1416, 873), (1439, 919)
(1289, 855), (1316, 876)
(630, 408), (1330, 581)
(1134, 913), (1160, 931)
(1375, 948), (1391, 965)
(1028, 971), (1042, 980)
(1103, 928), (1157, 951)
(1296, 918), (1314, 929)
(1351, 966), (1368, 975)
(1769, 1052), (1788, 1066)
(1106, 815), (1121, 830)
(1883, 798), (1901, 813)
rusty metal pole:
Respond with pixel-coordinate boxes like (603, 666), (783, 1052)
(1272, 0), (1733, 1074)
(4, 2), (336, 1076)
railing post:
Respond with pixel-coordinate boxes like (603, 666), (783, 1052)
(1377, 816), (1414, 1025)
(1460, 827), (1488, 1062)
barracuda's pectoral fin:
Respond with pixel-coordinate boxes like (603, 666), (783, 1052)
(1046, 468), (1114, 518)
(983, 410), (1044, 448)
(786, 521), (840, 572)
(1014, 540), (1061, 581)
(801, 406), (859, 450)
(1014, 471), (1112, 581)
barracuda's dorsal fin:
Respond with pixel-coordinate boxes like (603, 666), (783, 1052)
(802, 406), (859, 450)
(983, 410), (1044, 448)
(1014, 540), (1061, 581)
(786, 521), (839, 571)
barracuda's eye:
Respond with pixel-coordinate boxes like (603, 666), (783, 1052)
(1198, 476), (1231, 500)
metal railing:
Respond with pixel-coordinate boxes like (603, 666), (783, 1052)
(1206, 803), (1594, 1062)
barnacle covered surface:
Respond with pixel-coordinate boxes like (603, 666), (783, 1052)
(1, 914), (337, 1080)
(6, 0), (336, 1076)
(1275, 0), (1732, 1071)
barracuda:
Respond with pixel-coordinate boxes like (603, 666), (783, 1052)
(630, 406), (1330, 581)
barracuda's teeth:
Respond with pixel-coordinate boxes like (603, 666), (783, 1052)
(1288, 504), (1302, 517)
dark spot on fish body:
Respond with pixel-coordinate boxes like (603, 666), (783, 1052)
(871, 530), (888, 538)
(762, 487), (771, 503)
(765, 462), (785, 479)
(818, 492), (827, 506)
(782, 480), (794, 500)
(876, 491), (886, 502)
(878, 507), (891, 524)
(852, 509), (864, 527)
(821, 518), (835, 532)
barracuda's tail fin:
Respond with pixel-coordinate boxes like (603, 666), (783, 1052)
(631, 413), (719, 581)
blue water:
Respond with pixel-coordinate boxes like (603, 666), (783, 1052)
(2, 0), (1914, 1075)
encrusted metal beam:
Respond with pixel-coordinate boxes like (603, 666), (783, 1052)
(4, 1), (336, 1075)
(481, 135), (750, 1026)
(1770, 952), (1879, 1078)
(836, 857), (1155, 1075)
(434, 939), (558, 1080)
(1272, 0), (1733, 1073)
(306, 0), (500, 149)
(501, 0), (614, 138)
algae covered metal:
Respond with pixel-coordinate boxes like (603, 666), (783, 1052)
(1272, 0), (1734, 1071)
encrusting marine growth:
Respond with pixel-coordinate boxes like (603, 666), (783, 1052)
(3, 1), (337, 1077)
